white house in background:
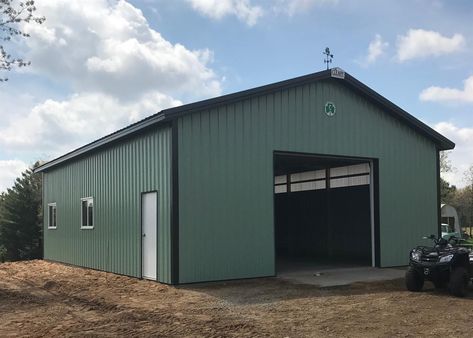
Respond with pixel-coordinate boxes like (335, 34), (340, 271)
(441, 203), (461, 234)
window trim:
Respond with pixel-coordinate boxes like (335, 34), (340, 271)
(80, 196), (94, 230)
(48, 202), (57, 230)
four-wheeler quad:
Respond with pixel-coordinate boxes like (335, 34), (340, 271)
(406, 234), (473, 297)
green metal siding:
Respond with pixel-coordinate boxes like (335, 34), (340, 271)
(43, 126), (172, 283)
(177, 79), (438, 283)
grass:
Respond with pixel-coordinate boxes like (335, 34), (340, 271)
(460, 238), (473, 249)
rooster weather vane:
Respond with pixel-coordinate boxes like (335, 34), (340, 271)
(323, 47), (333, 70)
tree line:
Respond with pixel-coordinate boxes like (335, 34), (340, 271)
(0, 2), (43, 261)
(440, 152), (473, 235)
(0, 162), (42, 262)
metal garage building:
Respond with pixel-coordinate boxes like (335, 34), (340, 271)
(35, 68), (455, 284)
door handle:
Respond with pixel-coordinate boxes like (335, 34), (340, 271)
(142, 233), (146, 237)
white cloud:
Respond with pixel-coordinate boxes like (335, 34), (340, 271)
(0, 160), (29, 192)
(273, 0), (339, 16)
(434, 122), (473, 188)
(186, 0), (263, 26)
(396, 29), (465, 62)
(22, 0), (221, 100)
(420, 76), (473, 103)
(0, 91), (181, 157)
(2, 0), (225, 192)
(0, 0), (224, 164)
(365, 34), (388, 64)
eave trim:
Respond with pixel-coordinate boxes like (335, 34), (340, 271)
(34, 69), (455, 173)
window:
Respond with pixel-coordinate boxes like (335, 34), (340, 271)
(274, 164), (371, 194)
(48, 203), (57, 229)
(81, 197), (94, 229)
(441, 217), (455, 232)
(330, 163), (370, 189)
(274, 170), (326, 194)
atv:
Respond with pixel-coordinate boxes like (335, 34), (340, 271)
(406, 234), (473, 297)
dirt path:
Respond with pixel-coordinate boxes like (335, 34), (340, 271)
(0, 260), (471, 337)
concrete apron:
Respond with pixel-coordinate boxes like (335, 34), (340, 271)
(277, 266), (406, 287)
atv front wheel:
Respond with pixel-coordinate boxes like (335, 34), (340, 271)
(406, 267), (424, 292)
(449, 267), (469, 297)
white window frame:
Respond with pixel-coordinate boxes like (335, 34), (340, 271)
(80, 197), (94, 230)
(48, 202), (57, 230)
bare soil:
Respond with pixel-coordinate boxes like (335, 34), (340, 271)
(0, 260), (472, 337)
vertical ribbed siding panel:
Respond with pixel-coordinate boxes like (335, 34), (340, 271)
(178, 79), (438, 283)
(43, 126), (173, 283)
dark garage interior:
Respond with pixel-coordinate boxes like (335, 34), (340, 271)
(274, 152), (373, 273)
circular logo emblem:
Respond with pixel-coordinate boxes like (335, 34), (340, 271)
(325, 101), (336, 116)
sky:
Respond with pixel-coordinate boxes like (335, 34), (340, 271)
(0, 0), (472, 191)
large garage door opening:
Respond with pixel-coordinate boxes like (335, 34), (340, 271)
(274, 152), (376, 274)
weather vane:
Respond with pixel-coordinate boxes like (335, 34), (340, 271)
(323, 47), (333, 70)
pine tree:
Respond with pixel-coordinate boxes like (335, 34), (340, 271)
(0, 162), (42, 261)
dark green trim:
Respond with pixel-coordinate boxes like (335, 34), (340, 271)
(162, 71), (330, 119)
(342, 74), (454, 150)
(171, 120), (180, 284)
(326, 167), (332, 257)
(41, 172), (45, 259)
(274, 150), (375, 163)
(35, 118), (168, 173)
(373, 159), (381, 267)
(272, 153), (277, 277)
(436, 150), (441, 238)
(35, 69), (454, 173)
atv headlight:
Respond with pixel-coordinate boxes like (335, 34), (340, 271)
(439, 254), (454, 263)
(411, 250), (422, 262)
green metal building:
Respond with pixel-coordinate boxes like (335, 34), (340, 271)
(35, 68), (455, 284)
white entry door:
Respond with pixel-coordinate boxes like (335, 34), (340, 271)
(142, 192), (157, 280)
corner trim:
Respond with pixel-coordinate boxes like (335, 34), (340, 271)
(373, 159), (381, 267)
(436, 150), (441, 238)
(171, 120), (180, 284)
(41, 172), (45, 259)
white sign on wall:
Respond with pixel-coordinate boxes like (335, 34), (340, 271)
(331, 67), (345, 79)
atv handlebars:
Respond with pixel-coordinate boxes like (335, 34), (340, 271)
(423, 234), (462, 247)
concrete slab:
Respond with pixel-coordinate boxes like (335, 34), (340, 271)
(277, 265), (406, 287)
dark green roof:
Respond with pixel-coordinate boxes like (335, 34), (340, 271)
(35, 68), (454, 173)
